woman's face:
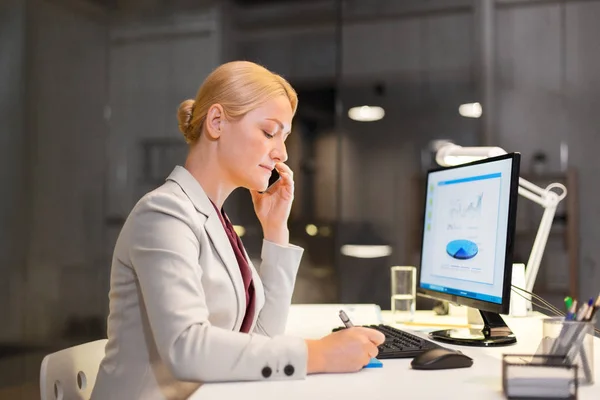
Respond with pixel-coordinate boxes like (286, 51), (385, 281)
(218, 95), (293, 191)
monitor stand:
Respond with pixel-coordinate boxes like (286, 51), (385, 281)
(428, 310), (516, 347)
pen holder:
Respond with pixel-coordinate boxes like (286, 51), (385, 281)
(502, 354), (578, 400)
(540, 317), (595, 386)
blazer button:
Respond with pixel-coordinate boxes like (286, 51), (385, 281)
(262, 366), (272, 378)
(284, 364), (295, 376)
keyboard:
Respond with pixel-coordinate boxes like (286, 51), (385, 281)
(333, 324), (442, 359)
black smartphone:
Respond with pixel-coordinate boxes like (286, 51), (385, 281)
(260, 168), (280, 193)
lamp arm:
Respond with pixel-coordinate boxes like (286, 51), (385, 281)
(519, 177), (565, 200)
(515, 178), (567, 297)
(524, 202), (558, 294)
(519, 178), (549, 200)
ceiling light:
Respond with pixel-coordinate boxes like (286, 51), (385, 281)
(458, 102), (482, 118)
(348, 105), (385, 122)
(340, 223), (392, 258)
(340, 245), (393, 258)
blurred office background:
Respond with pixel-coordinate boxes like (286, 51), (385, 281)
(1, 0), (599, 396)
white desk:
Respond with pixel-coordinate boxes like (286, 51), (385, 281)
(192, 305), (600, 400)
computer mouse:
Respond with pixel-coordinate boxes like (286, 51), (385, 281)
(410, 348), (473, 370)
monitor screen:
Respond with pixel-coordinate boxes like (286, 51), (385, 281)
(418, 153), (520, 315)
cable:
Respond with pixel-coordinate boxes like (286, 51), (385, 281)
(510, 288), (564, 317)
(511, 285), (600, 336)
(511, 284), (564, 315)
(511, 285), (564, 316)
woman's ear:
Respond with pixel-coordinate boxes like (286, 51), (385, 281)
(205, 104), (224, 140)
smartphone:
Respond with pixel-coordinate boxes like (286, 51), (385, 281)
(259, 168), (280, 193)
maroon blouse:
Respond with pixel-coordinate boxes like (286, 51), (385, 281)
(210, 202), (255, 333)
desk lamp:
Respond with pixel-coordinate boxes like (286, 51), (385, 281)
(435, 143), (567, 307)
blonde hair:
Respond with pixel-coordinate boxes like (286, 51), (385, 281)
(177, 61), (298, 144)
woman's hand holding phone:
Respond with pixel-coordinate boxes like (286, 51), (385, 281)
(259, 168), (281, 194)
(250, 162), (294, 245)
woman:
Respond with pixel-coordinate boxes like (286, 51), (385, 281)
(91, 61), (384, 400)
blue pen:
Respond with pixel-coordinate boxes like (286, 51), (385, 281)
(566, 300), (578, 320)
(583, 298), (594, 319)
(585, 294), (600, 321)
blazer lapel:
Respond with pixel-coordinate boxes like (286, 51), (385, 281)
(166, 166), (246, 330)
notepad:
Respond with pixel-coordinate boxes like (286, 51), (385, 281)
(364, 358), (383, 368)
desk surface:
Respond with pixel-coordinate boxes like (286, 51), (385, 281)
(192, 305), (600, 400)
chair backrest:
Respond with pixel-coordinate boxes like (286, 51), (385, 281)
(40, 339), (108, 400)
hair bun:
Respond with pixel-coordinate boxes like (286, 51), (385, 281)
(177, 99), (195, 138)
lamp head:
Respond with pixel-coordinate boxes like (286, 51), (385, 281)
(435, 144), (507, 167)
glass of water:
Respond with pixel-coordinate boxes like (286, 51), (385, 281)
(390, 266), (416, 321)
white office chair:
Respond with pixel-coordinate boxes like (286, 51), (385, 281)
(40, 339), (108, 400)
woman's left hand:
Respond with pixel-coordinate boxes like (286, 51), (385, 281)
(250, 162), (294, 245)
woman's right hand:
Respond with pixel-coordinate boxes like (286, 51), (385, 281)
(305, 327), (386, 373)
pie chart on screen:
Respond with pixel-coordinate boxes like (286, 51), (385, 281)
(446, 239), (479, 260)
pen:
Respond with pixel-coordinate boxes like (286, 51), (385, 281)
(338, 309), (382, 369)
(339, 309), (354, 328)
(566, 300), (578, 320)
(586, 294), (600, 321)
(576, 303), (589, 321)
(564, 296), (573, 314)
(584, 303), (595, 321)
(582, 298), (594, 320)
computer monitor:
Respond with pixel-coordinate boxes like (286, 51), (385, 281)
(417, 152), (521, 347)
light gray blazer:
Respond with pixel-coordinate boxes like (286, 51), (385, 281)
(91, 166), (307, 400)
